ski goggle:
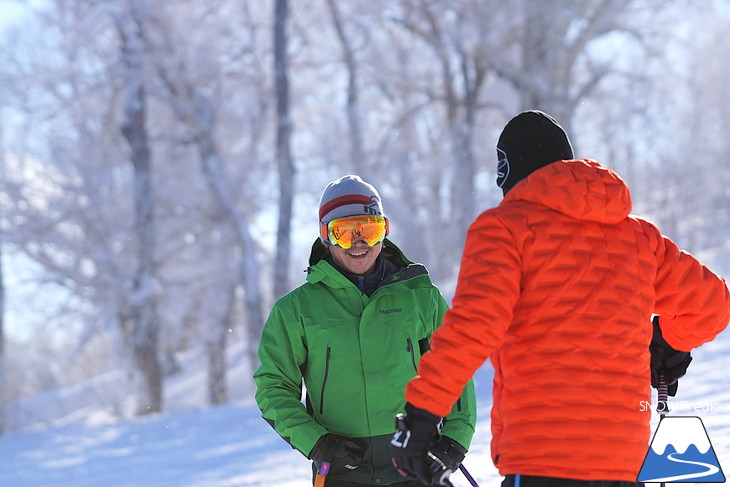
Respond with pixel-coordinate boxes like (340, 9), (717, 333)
(320, 215), (389, 249)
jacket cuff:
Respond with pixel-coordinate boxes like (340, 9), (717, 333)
(405, 402), (441, 423)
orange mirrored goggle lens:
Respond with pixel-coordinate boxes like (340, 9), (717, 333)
(325, 215), (388, 249)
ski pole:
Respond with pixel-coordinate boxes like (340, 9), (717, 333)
(459, 464), (480, 487)
(314, 461), (330, 487)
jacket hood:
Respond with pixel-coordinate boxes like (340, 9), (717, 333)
(501, 159), (632, 224)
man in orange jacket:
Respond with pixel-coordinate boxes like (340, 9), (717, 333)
(390, 110), (730, 487)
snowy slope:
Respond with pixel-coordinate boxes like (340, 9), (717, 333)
(2, 331), (730, 486)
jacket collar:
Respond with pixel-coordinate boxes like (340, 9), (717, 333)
(306, 238), (428, 289)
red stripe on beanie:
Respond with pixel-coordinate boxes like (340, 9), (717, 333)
(319, 194), (372, 221)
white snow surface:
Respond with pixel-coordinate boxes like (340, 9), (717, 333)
(2, 332), (730, 487)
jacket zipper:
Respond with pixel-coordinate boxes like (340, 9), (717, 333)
(406, 338), (418, 372)
(320, 346), (331, 415)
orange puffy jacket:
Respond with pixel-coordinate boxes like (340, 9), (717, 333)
(406, 159), (730, 481)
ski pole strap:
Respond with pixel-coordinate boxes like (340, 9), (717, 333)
(459, 464), (480, 487)
(426, 451), (454, 487)
(314, 461), (330, 487)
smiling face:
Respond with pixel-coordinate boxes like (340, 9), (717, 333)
(326, 239), (383, 275)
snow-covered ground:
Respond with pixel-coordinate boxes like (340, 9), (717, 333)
(2, 331), (730, 487)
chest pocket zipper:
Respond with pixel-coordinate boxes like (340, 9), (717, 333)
(406, 338), (418, 372)
(320, 346), (331, 415)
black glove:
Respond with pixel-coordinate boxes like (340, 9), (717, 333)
(429, 435), (467, 472)
(390, 403), (442, 486)
(650, 316), (692, 397)
(309, 434), (366, 472)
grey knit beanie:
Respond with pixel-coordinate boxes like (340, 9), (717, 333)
(318, 175), (384, 226)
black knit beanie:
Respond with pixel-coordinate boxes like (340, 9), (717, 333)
(496, 110), (574, 195)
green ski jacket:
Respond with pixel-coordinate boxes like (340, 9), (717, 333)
(254, 239), (476, 485)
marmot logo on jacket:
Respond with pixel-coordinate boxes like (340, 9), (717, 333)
(380, 308), (403, 315)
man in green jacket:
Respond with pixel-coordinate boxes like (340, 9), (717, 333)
(254, 175), (476, 487)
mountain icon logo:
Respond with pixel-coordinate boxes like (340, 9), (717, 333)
(637, 416), (725, 483)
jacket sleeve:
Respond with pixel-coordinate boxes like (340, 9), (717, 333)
(408, 211), (520, 417)
(434, 291), (477, 450)
(253, 301), (327, 457)
(653, 229), (730, 351)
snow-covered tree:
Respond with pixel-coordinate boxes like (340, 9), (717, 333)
(273, 0), (295, 300)
(114, 0), (163, 415)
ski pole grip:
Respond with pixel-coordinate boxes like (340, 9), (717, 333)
(314, 461), (330, 487)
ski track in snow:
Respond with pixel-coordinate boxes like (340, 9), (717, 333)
(642, 452), (720, 482)
(1, 333), (730, 486)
